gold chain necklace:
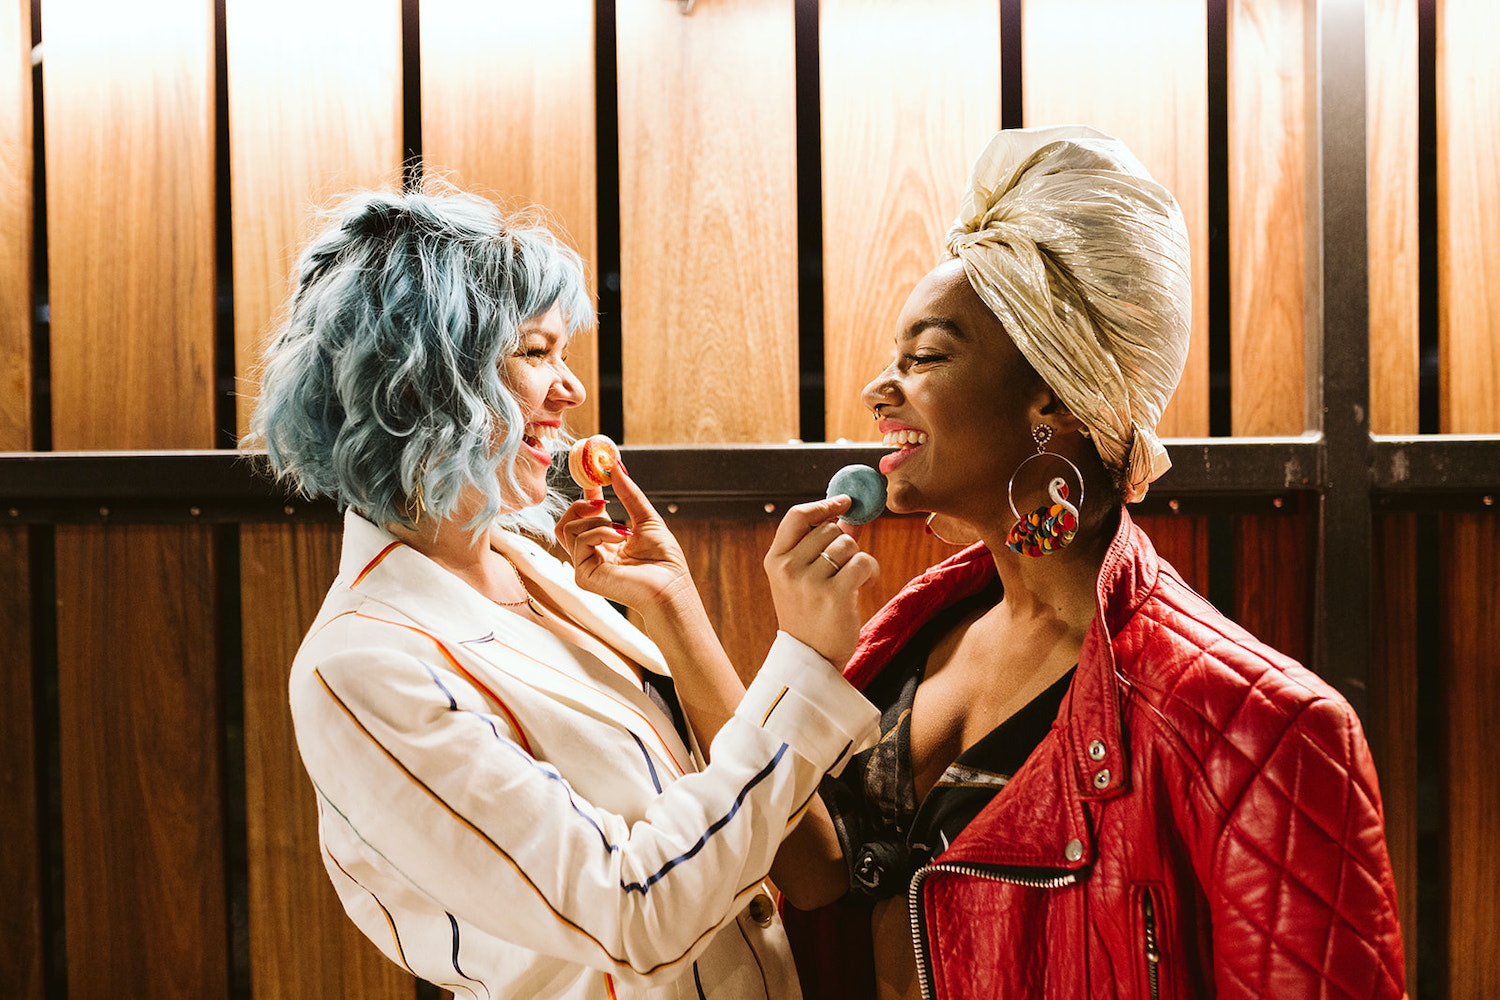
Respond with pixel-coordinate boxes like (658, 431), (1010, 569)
(495, 554), (545, 616)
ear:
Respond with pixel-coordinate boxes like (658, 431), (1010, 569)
(1030, 384), (1088, 435)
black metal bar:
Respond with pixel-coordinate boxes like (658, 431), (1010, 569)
(1315, 0), (1373, 717)
(3, 434), (1498, 520)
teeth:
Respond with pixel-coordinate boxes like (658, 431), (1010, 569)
(523, 423), (558, 444)
(882, 429), (929, 447)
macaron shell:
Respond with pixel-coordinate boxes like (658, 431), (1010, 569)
(568, 434), (618, 489)
(826, 464), (886, 525)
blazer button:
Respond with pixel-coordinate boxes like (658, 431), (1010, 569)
(747, 891), (776, 927)
(1064, 839), (1084, 862)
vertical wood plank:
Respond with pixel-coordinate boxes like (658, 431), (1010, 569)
(818, 0), (999, 441)
(420, 0), (600, 437)
(227, 0), (402, 437)
(54, 525), (226, 997)
(1022, 0), (1211, 438)
(1442, 512), (1500, 999)
(226, 3), (412, 995)
(1438, 0), (1500, 433)
(1371, 513), (1418, 993)
(1366, 0), (1420, 436)
(0, 3), (38, 993)
(44, 0), (215, 450)
(0, 0), (29, 443)
(1133, 514), (1211, 597)
(1228, 0), (1308, 437)
(43, 1), (224, 995)
(1439, 5), (1500, 992)
(1365, 3), (1420, 987)
(1233, 506), (1310, 664)
(239, 523), (411, 996)
(616, 0), (798, 444)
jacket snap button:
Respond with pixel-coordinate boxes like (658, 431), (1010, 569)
(747, 891), (776, 927)
(1064, 839), (1084, 862)
(1087, 739), (1107, 761)
(1093, 767), (1111, 789)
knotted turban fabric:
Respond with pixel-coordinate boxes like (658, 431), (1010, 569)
(945, 125), (1192, 502)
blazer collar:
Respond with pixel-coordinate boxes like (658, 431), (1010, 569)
(336, 510), (669, 677)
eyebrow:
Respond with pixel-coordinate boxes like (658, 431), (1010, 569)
(904, 317), (968, 340)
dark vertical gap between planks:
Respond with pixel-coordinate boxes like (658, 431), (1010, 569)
(28, 524), (64, 999)
(29, 0), (47, 453)
(1206, 0), (1231, 438)
(1415, 0), (1437, 435)
(401, 0), (423, 192)
(999, 0), (1022, 129)
(211, 6), (251, 998)
(1414, 518), (1444, 998)
(794, 0), (823, 444)
(594, 0), (624, 443)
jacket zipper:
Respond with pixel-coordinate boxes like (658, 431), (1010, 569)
(1142, 889), (1161, 1000)
(908, 862), (1083, 1000)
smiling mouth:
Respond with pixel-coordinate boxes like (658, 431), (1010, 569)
(882, 429), (929, 448)
(521, 423), (559, 454)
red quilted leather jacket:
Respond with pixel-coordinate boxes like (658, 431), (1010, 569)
(785, 509), (1406, 999)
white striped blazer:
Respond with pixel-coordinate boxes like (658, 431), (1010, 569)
(289, 511), (879, 999)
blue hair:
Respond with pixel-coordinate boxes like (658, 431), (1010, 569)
(247, 188), (592, 534)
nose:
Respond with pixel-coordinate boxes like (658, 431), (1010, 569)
(861, 362), (899, 414)
(552, 359), (586, 408)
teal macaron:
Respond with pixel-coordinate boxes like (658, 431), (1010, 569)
(826, 464), (887, 525)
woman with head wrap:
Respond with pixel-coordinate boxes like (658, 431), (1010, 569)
(248, 187), (881, 998)
(770, 127), (1405, 999)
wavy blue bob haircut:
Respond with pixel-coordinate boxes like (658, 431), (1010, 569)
(247, 188), (592, 533)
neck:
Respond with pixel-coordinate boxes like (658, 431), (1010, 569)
(977, 504), (1117, 634)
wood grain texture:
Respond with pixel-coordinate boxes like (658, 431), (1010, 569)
(616, 0), (798, 444)
(1370, 513), (1418, 993)
(54, 526), (227, 997)
(1443, 512), (1500, 998)
(0, 0), (29, 448)
(226, 5), (412, 994)
(1233, 508), (1310, 664)
(818, 0), (999, 442)
(227, 0), (402, 437)
(239, 523), (411, 997)
(671, 515), (951, 681)
(43, 0), (215, 450)
(420, 0), (600, 437)
(0, 528), (40, 1000)
(0, 8), (38, 989)
(1366, 0), (1420, 435)
(1022, 0), (1210, 438)
(1228, 0), (1309, 436)
(1437, 0), (1500, 433)
(1133, 514), (1210, 596)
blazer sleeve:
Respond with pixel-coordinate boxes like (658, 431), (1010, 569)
(293, 621), (879, 987)
(1207, 695), (1406, 999)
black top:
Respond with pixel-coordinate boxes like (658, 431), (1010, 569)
(820, 581), (1075, 903)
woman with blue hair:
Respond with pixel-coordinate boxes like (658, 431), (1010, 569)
(249, 187), (880, 999)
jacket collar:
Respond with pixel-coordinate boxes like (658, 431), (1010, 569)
(845, 508), (1159, 800)
(335, 510), (670, 677)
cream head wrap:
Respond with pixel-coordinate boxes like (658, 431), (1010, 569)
(945, 125), (1191, 503)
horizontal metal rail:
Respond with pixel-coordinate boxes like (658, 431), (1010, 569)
(0, 435), (1494, 524)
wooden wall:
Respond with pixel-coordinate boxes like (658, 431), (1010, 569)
(3, 0), (1497, 996)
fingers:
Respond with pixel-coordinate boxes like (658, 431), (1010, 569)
(602, 459), (660, 528)
(768, 496), (853, 558)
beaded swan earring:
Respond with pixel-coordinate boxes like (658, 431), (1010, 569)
(1005, 425), (1083, 557)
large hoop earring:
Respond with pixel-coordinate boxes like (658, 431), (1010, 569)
(925, 512), (980, 547)
(1005, 425), (1083, 557)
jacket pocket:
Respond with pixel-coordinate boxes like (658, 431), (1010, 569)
(1134, 882), (1171, 1000)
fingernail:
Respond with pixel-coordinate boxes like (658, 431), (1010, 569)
(589, 498), (608, 508)
(615, 457), (628, 476)
(613, 525), (633, 537)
